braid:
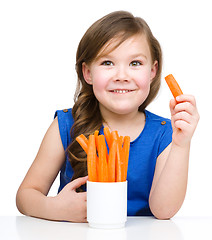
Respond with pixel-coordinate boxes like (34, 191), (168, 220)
(68, 84), (102, 185)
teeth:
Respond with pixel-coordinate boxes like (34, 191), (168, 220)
(113, 90), (130, 93)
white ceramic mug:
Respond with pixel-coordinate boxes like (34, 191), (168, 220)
(87, 181), (127, 229)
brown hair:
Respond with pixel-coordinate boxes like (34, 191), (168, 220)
(68, 11), (162, 187)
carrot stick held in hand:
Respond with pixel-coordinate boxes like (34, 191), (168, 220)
(165, 74), (183, 98)
(76, 127), (130, 182)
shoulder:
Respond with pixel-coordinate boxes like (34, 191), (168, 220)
(145, 110), (172, 131)
(54, 108), (74, 151)
(145, 110), (171, 123)
(54, 108), (74, 130)
(54, 108), (74, 122)
(144, 110), (172, 156)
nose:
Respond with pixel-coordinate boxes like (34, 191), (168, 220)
(114, 65), (129, 82)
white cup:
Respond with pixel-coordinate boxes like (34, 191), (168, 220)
(87, 181), (127, 229)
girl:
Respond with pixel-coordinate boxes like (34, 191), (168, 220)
(16, 11), (199, 222)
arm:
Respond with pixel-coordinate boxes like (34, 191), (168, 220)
(149, 95), (199, 219)
(16, 117), (88, 222)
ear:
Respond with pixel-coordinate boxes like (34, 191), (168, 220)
(82, 62), (93, 85)
(150, 60), (158, 82)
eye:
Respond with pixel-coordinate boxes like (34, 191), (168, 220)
(101, 61), (113, 66)
(130, 61), (142, 66)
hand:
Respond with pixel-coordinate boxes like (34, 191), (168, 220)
(54, 176), (88, 222)
(169, 94), (199, 147)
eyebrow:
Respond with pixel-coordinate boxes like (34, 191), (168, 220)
(130, 53), (147, 59)
(97, 53), (147, 61)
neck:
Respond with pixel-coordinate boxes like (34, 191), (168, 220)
(100, 106), (146, 140)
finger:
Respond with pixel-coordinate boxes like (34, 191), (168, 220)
(176, 94), (197, 106)
(174, 119), (190, 131)
(174, 118), (197, 133)
(172, 111), (192, 125)
(69, 176), (88, 191)
(174, 101), (195, 116)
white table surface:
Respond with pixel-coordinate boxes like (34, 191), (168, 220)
(1, 216), (212, 240)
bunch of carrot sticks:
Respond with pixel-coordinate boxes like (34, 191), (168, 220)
(76, 127), (130, 182)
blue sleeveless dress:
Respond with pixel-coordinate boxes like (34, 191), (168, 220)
(54, 108), (172, 216)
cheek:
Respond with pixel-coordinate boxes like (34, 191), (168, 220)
(135, 71), (151, 89)
(92, 72), (108, 95)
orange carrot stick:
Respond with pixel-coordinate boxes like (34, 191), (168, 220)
(122, 136), (130, 180)
(116, 138), (124, 182)
(104, 127), (112, 148)
(111, 130), (119, 141)
(165, 74), (183, 98)
(76, 134), (88, 154)
(94, 130), (99, 153)
(94, 130), (99, 137)
(87, 135), (97, 182)
(94, 130), (99, 181)
(111, 131), (120, 181)
(98, 135), (108, 182)
(108, 139), (117, 182)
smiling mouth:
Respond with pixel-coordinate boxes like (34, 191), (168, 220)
(110, 89), (134, 94)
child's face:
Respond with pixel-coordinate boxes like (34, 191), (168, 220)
(82, 34), (157, 116)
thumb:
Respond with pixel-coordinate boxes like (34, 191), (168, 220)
(69, 176), (88, 191)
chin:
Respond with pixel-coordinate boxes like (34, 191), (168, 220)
(111, 107), (138, 115)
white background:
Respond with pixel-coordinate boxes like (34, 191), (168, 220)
(0, 0), (211, 217)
